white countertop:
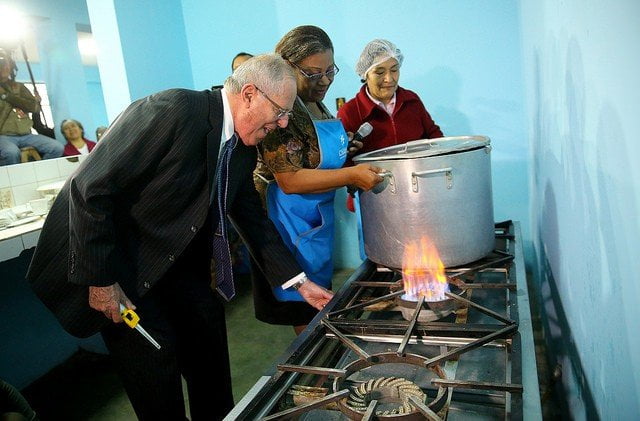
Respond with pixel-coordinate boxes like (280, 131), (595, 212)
(0, 216), (45, 262)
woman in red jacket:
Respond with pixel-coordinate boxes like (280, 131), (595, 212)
(337, 39), (443, 163)
(61, 119), (96, 156)
(338, 39), (444, 215)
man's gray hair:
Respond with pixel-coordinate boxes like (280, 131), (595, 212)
(224, 53), (295, 95)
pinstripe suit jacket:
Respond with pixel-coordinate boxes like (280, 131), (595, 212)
(27, 88), (302, 338)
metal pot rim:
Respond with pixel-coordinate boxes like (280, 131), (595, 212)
(353, 135), (490, 163)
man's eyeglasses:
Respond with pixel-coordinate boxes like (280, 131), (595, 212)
(290, 62), (340, 82)
(255, 86), (293, 120)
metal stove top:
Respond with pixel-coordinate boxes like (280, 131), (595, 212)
(226, 221), (541, 420)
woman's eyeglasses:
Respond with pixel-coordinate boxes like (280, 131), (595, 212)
(255, 86), (293, 120)
(291, 62), (340, 82)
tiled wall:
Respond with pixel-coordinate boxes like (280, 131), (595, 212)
(0, 156), (87, 209)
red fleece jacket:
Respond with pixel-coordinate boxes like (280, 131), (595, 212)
(63, 138), (96, 157)
(338, 85), (443, 165)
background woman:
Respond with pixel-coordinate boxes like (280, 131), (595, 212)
(338, 39), (443, 160)
(253, 25), (382, 334)
(338, 39), (444, 213)
(61, 119), (96, 156)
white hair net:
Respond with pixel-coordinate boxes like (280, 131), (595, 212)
(355, 39), (404, 80)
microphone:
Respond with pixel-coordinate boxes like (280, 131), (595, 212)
(348, 122), (373, 148)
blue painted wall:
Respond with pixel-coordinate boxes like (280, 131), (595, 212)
(83, 65), (108, 135)
(521, 0), (640, 418)
(111, 0), (193, 101)
(85, 0), (194, 120)
(181, 0), (529, 269)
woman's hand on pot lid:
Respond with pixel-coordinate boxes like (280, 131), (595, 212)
(350, 164), (384, 191)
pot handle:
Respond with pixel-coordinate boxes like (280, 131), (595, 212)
(411, 167), (453, 192)
(374, 170), (396, 194)
(401, 138), (440, 153)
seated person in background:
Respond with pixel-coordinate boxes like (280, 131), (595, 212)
(61, 119), (96, 156)
(95, 125), (108, 141)
(0, 48), (63, 166)
(231, 52), (253, 71)
(337, 39), (443, 162)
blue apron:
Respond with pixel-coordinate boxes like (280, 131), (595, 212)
(267, 115), (348, 302)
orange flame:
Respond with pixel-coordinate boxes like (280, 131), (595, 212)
(402, 237), (449, 302)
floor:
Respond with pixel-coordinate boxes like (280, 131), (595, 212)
(18, 267), (560, 420)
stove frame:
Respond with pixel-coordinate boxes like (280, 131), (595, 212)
(226, 221), (541, 420)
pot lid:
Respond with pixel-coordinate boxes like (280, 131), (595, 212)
(353, 136), (491, 162)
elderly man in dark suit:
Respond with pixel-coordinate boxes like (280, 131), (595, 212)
(27, 53), (333, 420)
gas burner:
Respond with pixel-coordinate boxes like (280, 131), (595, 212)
(345, 377), (425, 416)
(394, 281), (466, 322)
(333, 353), (449, 420)
(375, 247), (515, 282)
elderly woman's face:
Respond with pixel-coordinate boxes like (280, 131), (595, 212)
(62, 121), (82, 140)
(294, 49), (336, 103)
(365, 57), (400, 104)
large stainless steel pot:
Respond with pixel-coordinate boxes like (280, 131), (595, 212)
(353, 136), (494, 268)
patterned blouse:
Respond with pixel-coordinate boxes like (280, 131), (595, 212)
(253, 97), (332, 203)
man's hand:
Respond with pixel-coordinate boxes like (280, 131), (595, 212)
(89, 283), (135, 323)
(297, 279), (334, 310)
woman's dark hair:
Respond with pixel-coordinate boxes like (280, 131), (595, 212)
(275, 25), (333, 64)
(61, 119), (85, 139)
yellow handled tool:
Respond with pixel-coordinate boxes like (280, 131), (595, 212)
(119, 304), (161, 350)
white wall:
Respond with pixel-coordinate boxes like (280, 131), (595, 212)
(521, 0), (640, 418)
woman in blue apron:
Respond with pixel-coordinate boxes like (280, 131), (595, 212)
(252, 26), (382, 334)
(266, 107), (348, 301)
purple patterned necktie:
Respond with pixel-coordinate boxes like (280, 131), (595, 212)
(213, 134), (238, 300)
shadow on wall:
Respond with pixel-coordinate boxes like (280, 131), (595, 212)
(594, 102), (640, 413)
(538, 184), (599, 420)
(533, 37), (640, 419)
